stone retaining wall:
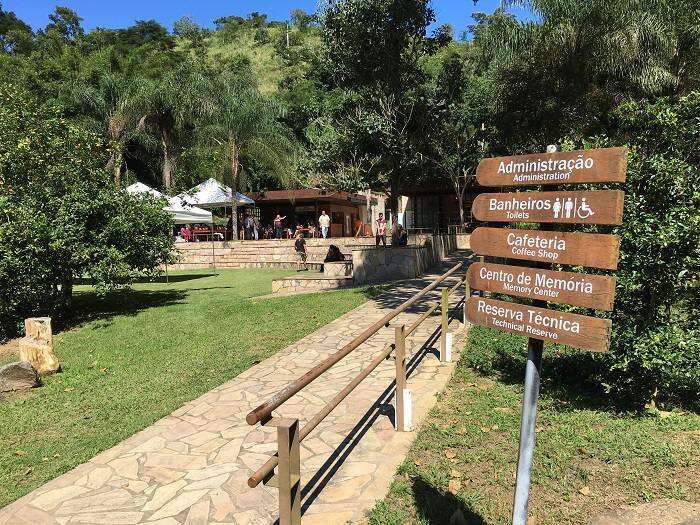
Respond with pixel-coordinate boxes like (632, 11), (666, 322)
(324, 261), (353, 277)
(271, 276), (353, 294)
(456, 233), (470, 250)
(352, 234), (458, 284)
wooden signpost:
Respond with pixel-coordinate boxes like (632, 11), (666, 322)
(472, 190), (624, 225)
(466, 146), (627, 525)
(467, 262), (616, 310)
(475, 147), (627, 187)
(470, 227), (620, 269)
(466, 297), (612, 352)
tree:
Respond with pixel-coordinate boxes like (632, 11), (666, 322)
(247, 12), (268, 28)
(131, 59), (214, 189)
(0, 83), (173, 341)
(474, 1), (687, 149)
(424, 50), (486, 226)
(117, 20), (174, 51)
(290, 9), (315, 30)
(320, 0), (435, 213)
(200, 70), (295, 238)
(65, 49), (146, 185)
(583, 93), (700, 406)
(430, 23), (453, 48)
(173, 16), (209, 56)
(45, 6), (84, 41)
(0, 2), (33, 54)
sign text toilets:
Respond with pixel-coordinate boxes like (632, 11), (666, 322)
(472, 190), (624, 225)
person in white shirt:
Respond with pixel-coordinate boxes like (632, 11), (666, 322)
(319, 211), (331, 239)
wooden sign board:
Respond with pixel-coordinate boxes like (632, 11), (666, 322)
(468, 262), (616, 310)
(466, 297), (611, 352)
(476, 147), (627, 187)
(470, 227), (620, 270)
(472, 190), (624, 225)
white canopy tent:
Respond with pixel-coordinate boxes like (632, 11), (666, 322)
(126, 182), (218, 270)
(165, 196), (213, 225)
(126, 182), (213, 225)
(179, 178), (255, 208)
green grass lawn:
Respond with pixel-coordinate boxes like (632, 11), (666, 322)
(368, 326), (700, 525)
(0, 269), (370, 508)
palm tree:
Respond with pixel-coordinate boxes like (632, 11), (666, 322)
(200, 71), (295, 239)
(66, 50), (142, 186)
(130, 60), (214, 189)
(474, 1), (681, 146)
(494, 0), (677, 95)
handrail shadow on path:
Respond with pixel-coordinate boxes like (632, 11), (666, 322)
(289, 301), (468, 522)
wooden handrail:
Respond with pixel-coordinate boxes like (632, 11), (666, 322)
(447, 276), (466, 295)
(247, 342), (395, 488)
(245, 262), (463, 426)
(405, 301), (439, 338)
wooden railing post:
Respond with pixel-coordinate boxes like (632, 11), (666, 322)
(464, 267), (470, 326)
(277, 418), (301, 525)
(440, 288), (449, 362)
(394, 325), (408, 431)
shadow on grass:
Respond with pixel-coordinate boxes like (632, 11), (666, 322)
(411, 477), (486, 525)
(65, 288), (188, 332)
(463, 327), (638, 413)
(135, 273), (218, 283)
(76, 273), (217, 285)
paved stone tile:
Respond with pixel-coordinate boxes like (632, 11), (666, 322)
(0, 253), (471, 524)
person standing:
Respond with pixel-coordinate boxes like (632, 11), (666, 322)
(294, 232), (308, 271)
(375, 213), (387, 247)
(274, 214), (286, 239)
(253, 215), (260, 240)
(319, 210), (331, 239)
(244, 214), (253, 240)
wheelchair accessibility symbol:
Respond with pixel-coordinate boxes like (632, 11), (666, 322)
(553, 197), (595, 220)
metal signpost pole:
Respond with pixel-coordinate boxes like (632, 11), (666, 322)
(512, 317), (544, 525)
(511, 145), (559, 525)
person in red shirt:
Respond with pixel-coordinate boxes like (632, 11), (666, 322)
(274, 214), (286, 239)
(375, 213), (387, 247)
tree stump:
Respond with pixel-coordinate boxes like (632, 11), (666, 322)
(18, 317), (60, 375)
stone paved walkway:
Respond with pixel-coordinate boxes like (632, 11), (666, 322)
(0, 253), (471, 525)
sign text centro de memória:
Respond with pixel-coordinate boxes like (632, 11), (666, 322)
(472, 190), (624, 225)
(468, 262), (616, 311)
(470, 227), (620, 270)
(466, 297), (612, 352)
(476, 147), (627, 187)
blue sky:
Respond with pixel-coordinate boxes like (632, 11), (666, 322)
(3, 1), (530, 35)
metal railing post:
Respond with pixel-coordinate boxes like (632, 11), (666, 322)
(277, 419), (301, 525)
(440, 288), (449, 362)
(395, 325), (407, 431)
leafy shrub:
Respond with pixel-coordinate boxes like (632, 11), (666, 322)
(570, 93), (700, 406)
(0, 83), (173, 340)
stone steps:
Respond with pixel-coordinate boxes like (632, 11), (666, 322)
(168, 261), (325, 271)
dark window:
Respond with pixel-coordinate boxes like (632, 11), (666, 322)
(414, 195), (439, 230)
